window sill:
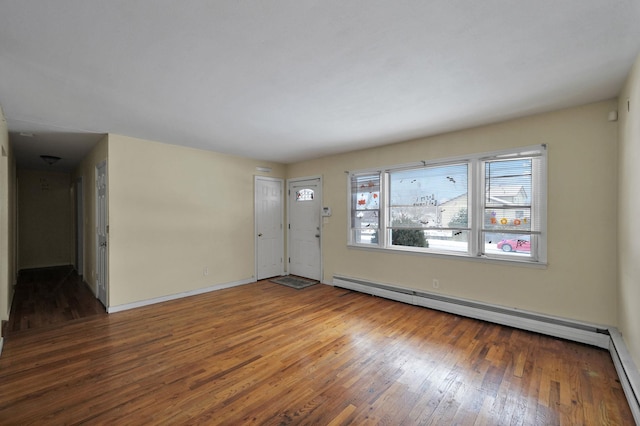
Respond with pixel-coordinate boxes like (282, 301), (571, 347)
(346, 243), (548, 269)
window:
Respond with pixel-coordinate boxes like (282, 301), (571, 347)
(389, 163), (469, 252)
(296, 188), (314, 201)
(482, 152), (545, 261)
(348, 145), (547, 264)
(351, 174), (380, 245)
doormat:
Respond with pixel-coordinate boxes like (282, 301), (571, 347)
(270, 276), (318, 290)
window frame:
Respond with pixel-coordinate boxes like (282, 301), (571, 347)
(347, 145), (547, 265)
(349, 171), (383, 247)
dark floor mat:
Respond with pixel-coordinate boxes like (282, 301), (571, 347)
(270, 276), (318, 290)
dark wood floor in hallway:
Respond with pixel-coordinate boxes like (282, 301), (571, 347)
(0, 278), (633, 424)
(3, 266), (106, 336)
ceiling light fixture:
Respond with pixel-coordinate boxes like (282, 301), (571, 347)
(40, 155), (62, 166)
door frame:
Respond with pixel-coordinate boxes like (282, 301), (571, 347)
(254, 176), (284, 281)
(75, 177), (84, 276)
(95, 161), (108, 308)
(286, 175), (323, 282)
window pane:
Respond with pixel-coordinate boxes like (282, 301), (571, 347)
(484, 207), (531, 232)
(485, 159), (531, 208)
(353, 174), (380, 211)
(388, 229), (469, 252)
(352, 210), (379, 230)
(296, 188), (314, 201)
(353, 229), (379, 245)
(426, 230), (469, 252)
(391, 227), (429, 248)
(351, 173), (380, 245)
(389, 163), (468, 230)
(484, 232), (533, 258)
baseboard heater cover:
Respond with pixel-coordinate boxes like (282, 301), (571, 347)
(332, 274), (640, 423)
(332, 275), (610, 348)
(609, 329), (640, 424)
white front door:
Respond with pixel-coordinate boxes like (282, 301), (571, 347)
(255, 177), (284, 280)
(96, 161), (108, 307)
(288, 177), (321, 281)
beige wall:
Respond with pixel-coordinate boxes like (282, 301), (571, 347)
(107, 134), (285, 307)
(17, 169), (74, 269)
(0, 105), (17, 325)
(73, 135), (108, 295)
(287, 100), (619, 326)
(618, 54), (640, 368)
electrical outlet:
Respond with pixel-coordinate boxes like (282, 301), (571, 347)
(432, 279), (440, 289)
(203, 267), (209, 276)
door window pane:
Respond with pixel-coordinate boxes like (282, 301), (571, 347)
(296, 189), (314, 201)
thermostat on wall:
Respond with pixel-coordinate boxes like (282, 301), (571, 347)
(322, 207), (332, 217)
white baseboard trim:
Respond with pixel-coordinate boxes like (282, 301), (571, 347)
(609, 329), (640, 424)
(333, 275), (610, 348)
(332, 274), (639, 422)
(107, 278), (255, 313)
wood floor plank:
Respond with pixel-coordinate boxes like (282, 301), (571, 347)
(0, 276), (634, 425)
(4, 266), (106, 336)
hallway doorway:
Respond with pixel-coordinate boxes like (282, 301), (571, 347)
(4, 266), (106, 336)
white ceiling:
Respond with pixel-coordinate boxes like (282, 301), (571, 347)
(1, 1), (639, 171)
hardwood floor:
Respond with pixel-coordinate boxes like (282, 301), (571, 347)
(3, 266), (106, 336)
(0, 280), (633, 425)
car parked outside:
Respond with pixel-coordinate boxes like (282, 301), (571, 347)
(496, 237), (530, 252)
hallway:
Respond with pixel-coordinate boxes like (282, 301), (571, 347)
(3, 266), (106, 336)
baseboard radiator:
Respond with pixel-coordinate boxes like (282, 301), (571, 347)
(332, 275), (640, 423)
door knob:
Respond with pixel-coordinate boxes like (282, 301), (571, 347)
(258, 233), (263, 237)
(315, 234), (320, 238)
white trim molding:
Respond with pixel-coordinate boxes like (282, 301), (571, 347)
(107, 278), (255, 313)
(332, 274), (639, 423)
(609, 329), (640, 424)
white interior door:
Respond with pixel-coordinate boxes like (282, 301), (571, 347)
(96, 161), (108, 307)
(255, 177), (284, 280)
(75, 177), (84, 275)
(288, 177), (321, 281)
